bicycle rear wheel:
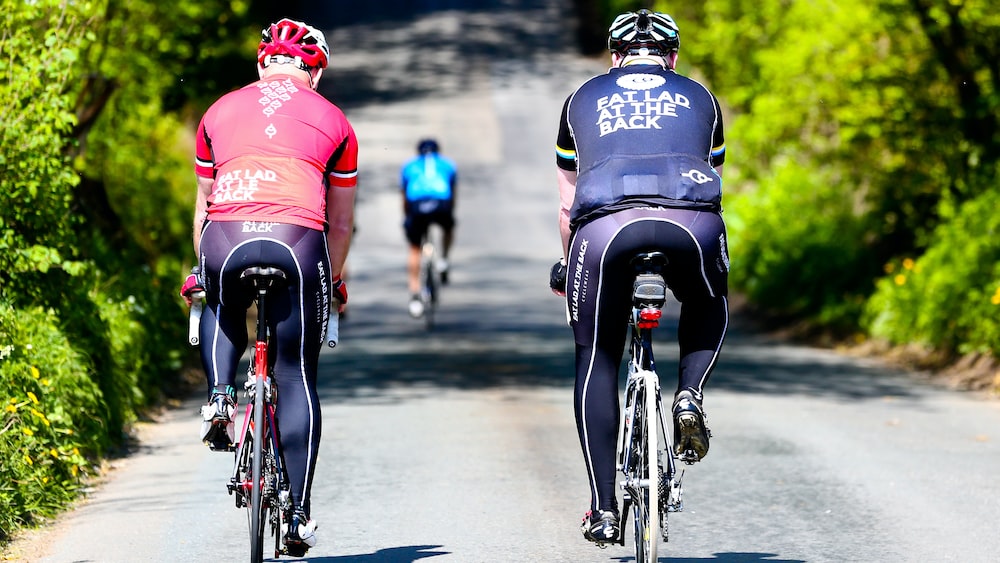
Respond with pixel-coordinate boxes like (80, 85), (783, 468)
(630, 372), (659, 563)
(249, 373), (266, 563)
(421, 246), (437, 329)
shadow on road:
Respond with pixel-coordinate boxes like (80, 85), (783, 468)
(289, 543), (449, 562)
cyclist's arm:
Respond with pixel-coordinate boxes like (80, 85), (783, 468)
(449, 172), (457, 208)
(326, 185), (355, 281)
(192, 175), (213, 256)
(555, 94), (578, 261)
(324, 123), (359, 282)
(556, 168), (576, 261)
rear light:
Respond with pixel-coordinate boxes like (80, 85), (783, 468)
(637, 307), (661, 329)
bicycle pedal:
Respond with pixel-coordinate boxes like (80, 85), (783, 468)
(678, 450), (701, 464)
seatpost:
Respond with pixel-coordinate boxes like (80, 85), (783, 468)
(255, 280), (270, 345)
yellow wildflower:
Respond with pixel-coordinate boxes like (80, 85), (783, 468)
(30, 408), (50, 426)
(22, 427), (34, 436)
(50, 448), (59, 458)
(902, 258), (915, 270)
(30, 366), (40, 379)
(5, 404), (15, 413)
(27, 391), (38, 404)
(24, 454), (33, 466)
(894, 274), (906, 286)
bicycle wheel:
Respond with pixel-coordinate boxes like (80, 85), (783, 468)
(262, 423), (283, 558)
(421, 248), (437, 329)
(249, 372), (266, 563)
(630, 372), (659, 563)
(656, 385), (676, 543)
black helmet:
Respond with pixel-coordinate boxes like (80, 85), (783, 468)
(607, 9), (680, 56)
(417, 138), (439, 154)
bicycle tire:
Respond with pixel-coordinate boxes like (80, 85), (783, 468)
(421, 244), (437, 329)
(263, 423), (282, 559)
(249, 372), (266, 563)
(631, 371), (659, 563)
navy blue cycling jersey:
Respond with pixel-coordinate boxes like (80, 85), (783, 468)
(556, 64), (726, 227)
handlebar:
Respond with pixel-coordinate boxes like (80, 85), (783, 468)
(188, 291), (206, 346)
(326, 311), (339, 348)
(188, 291), (341, 348)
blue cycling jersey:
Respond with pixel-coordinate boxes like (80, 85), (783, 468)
(401, 153), (457, 202)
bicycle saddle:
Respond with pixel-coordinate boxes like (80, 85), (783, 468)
(629, 251), (668, 273)
(240, 266), (287, 287)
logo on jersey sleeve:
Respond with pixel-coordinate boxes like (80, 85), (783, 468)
(596, 73), (691, 137)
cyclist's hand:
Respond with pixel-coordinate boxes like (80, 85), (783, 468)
(550, 258), (567, 296)
(332, 276), (348, 313)
(180, 267), (205, 307)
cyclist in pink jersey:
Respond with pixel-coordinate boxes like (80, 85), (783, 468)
(180, 18), (356, 556)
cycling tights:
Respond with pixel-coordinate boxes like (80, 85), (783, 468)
(198, 220), (331, 516)
(566, 207), (729, 514)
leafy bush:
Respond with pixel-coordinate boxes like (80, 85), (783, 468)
(865, 182), (1000, 355)
(0, 302), (101, 541)
(727, 159), (879, 332)
(0, 0), (252, 544)
(0, 0), (88, 296)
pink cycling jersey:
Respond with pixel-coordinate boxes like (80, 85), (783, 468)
(195, 74), (358, 231)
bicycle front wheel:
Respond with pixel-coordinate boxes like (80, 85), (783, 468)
(631, 371), (659, 563)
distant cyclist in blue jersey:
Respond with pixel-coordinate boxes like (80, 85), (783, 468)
(550, 10), (730, 545)
(401, 138), (457, 318)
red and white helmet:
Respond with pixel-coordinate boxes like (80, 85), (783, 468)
(257, 18), (330, 71)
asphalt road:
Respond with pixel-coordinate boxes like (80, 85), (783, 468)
(11, 2), (1000, 562)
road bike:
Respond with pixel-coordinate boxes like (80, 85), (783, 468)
(612, 251), (691, 563)
(191, 266), (338, 562)
(416, 225), (444, 329)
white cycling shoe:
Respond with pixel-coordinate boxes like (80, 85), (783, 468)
(199, 392), (236, 451)
(283, 511), (317, 556)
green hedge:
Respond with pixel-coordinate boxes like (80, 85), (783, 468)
(865, 182), (1000, 355)
(0, 302), (101, 538)
(726, 159), (880, 333)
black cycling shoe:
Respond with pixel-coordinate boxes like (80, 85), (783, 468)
(581, 509), (619, 545)
(673, 389), (710, 462)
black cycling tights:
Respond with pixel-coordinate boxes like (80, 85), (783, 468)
(198, 220), (331, 517)
(566, 207), (729, 514)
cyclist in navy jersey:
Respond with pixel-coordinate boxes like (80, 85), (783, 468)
(401, 138), (457, 318)
(550, 9), (730, 544)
